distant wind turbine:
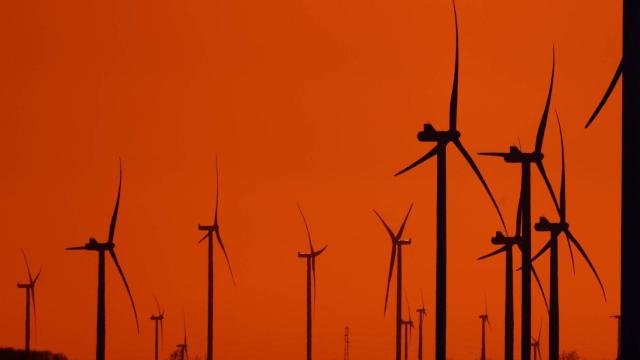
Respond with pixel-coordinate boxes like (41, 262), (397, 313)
(531, 324), (542, 360)
(394, 3), (506, 360)
(533, 113), (606, 360)
(374, 204), (413, 360)
(479, 299), (491, 360)
(151, 296), (165, 360)
(177, 315), (189, 360)
(66, 160), (139, 360)
(17, 250), (41, 356)
(402, 296), (414, 360)
(297, 205), (327, 360)
(416, 293), (426, 360)
(197, 158), (236, 360)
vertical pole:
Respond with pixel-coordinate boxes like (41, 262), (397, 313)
(396, 246), (403, 360)
(207, 235), (214, 360)
(521, 164), (531, 360)
(97, 250), (106, 360)
(435, 148), (447, 360)
(505, 247), (514, 360)
(550, 236), (559, 360)
(418, 315), (423, 360)
(622, 1), (640, 358)
(404, 324), (408, 360)
(155, 320), (159, 360)
(25, 288), (31, 355)
(481, 320), (486, 360)
(307, 258), (312, 360)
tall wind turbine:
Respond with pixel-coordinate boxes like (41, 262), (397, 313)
(531, 324), (542, 360)
(401, 297), (414, 360)
(17, 250), (41, 355)
(416, 294), (426, 360)
(177, 315), (189, 360)
(479, 300), (490, 360)
(478, 192), (549, 360)
(343, 326), (349, 360)
(611, 314), (620, 360)
(394, 3), (506, 359)
(66, 160), (139, 360)
(532, 113), (606, 360)
(151, 297), (165, 360)
(297, 205), (327, 360)
(478, 49), (559, 360)
(374, 204), (413, 360)
(197, 158), (236, 360)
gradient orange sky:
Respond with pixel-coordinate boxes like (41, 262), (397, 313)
(0, 0), (620, 359)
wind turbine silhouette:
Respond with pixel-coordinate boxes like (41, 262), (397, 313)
(402, 296), (414, 360)
(479, 299), (491, 360)
(394, 3), (506, 359)
(177, 315), (189, 360)
(17, 250), (41, 356)
(478, 190), (550, 360)
(530, 324), (542, 360)
(296, 205), (327, 360)
(478, 49), (559, 360)
(66, 160), (139, 360)
(374, 204), (413, 360)
(532, 112), (606, 360)
(416, 293), (426, 360)
(151, 296), (165, 360)
(611, 314), (620, 360)
(197, 158), (236, 360)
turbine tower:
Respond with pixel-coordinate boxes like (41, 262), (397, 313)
(416, 294), (426, 360)
(297, 205), (327, 360)
(151, 296), (165, 360)
(479, 301), (490, 360)
(197, 158), (236, 360)
(66, 160), (139, 360)
(479, 49), (559, 360)
(611, 315), (620, 360)
(394, 3), (506, 359)
(532, 113), (606, 360)
(17, 250), (41, 356)
(343, 326), (349, 360)
(374, 204), (413, 360)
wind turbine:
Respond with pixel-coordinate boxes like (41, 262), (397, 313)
(197, 158), (236, 360)
(66, 160), (139, 360)
(17, 250), (41, 356)
(394, 3), (506, 359)
(611, 314), (620, 360)
(530, 323), (542, 360)
(416, 293), (426, 360)
(479, 300), (491, 360)
(478, 190), (550, 360)
(177, 315), (189, 360)
(478, 49), (559, 360)
(532, 113), (606, 360)
(402, 296), (414, 360)
(374, 204), (413, 360)
(151, 296), (165, 360)
(296, 205), (327, 360)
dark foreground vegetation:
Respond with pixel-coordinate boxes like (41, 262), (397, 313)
(0, 348), (68, 360)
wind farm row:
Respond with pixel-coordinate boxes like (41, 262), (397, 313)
(7, 1), (622, 360)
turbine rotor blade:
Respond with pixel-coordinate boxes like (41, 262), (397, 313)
(108, 159), (123, 244)
(108, 248), (139, 331)
(531, 264), (550, 314)
(66, 245), (86, 250)
(198, 231), (210, 244)
(297, 204), (314, 253)
(564, 229), (607, 300)
(585, 59), (623, 128)
(566, 235), (577, 274)
(449, 0), (459, 131)
(535, 161), (561, 215)
(453, 139), (507, 233)
(214, 156), (220, 226)
(21, 249), (33, 282)
(531, 240), (552, 264)
(373, 210), (396, 243)
(396, 203), (414, 241)
(556, 110), (567, 221)
(535, 47), (555, 154)
(478, 152), (508, 157)
(154, 295), (161, 314)
(215, 229), (236, 285)
(394, 144), (441, 177)
(477, 245), (508, 260)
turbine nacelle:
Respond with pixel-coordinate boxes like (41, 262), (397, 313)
(297, 245), (327, 258)
(534, 217), (568, 233)
(417, 124), (460, 143)
(17, 283), (31, 288)
(67, 238), (115, 251)
(198, 224), (217, 232)
(491, 231), (519, 246)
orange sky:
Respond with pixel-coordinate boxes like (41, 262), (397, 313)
(0, 0), (621, 359)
